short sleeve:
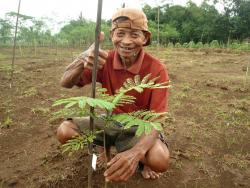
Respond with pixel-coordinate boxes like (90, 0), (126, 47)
(76, 68), (103, 87)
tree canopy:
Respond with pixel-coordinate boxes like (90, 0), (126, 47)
(0, 0), (249, 47)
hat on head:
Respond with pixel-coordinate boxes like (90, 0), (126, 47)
(111, 8), (151, 46)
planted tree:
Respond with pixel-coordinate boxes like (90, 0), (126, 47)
(53, 74), (170, 185)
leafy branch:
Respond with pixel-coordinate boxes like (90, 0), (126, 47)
(112, 74), (170, 106)
(53, 74), (170, 155)
(111, 110), (168, 136)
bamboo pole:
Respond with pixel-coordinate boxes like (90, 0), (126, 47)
(10, 0), (21, 88)
(88, 0), (103, 187)
(157, 6), (160, 47)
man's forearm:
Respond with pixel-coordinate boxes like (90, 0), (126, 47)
(60, 58), (85, 88)
(132, 129), (159, 160)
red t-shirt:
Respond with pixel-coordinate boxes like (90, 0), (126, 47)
(77, 49), (169, 114)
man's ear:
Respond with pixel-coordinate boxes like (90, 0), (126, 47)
(109, 30), (114, 41)
(143, 32), (151, 45)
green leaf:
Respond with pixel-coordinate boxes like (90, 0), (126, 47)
(123, 120), (136, 129)
(134, 75), (141, 85)
(152, 122), (163, 131)
(133, 86), (144, 93)
(86, 98), (96, 107)
(136, 125), (145, 136)
(65, 101), (77, 108)
(141, 74), (151, 84)
(79, 99), (86, 109)
(145, 124), (152, 134)
(112, 114), (131, 124)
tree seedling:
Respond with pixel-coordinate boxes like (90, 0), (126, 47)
(53, 74), (170, 186)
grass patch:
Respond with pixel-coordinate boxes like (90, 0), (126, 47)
(22, 87), (39, 97)
(0, 116), (13, 128)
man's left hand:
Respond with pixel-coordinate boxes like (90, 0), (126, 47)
(104, 148), (143, 182)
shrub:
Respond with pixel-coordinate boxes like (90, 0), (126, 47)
(183, 42), (189, 48)
(175, 42), (182, 48)
(195, 42), (203, 48)
(210, 40), (220, 48)
(187, 41), (196, 48)
(167, 42), (174, 48)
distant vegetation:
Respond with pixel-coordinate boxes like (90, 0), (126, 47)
(0, 0), (249, 50)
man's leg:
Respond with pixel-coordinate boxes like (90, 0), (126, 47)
(141, 139), (170, 179)
(57, 120), (112, 164)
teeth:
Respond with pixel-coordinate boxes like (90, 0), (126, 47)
(123, 47), (131, 50)
(120, 46), (134, 51)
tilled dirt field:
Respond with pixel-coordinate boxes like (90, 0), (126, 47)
(0, 46), (249, 188)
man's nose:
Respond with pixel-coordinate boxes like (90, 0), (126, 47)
(121, 34), (132, 44)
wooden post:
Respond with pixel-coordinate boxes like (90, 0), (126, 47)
(10, 0), (21, 88)
(88, 0), (103, 187)
(157, 6), (160, 47)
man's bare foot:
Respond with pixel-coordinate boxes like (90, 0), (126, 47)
(141, 165), (161, 179)
(95, 146), (111, 169)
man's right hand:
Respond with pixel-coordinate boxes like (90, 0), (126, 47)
(60, 32), (108, 88)
(79, 31), (108, 70)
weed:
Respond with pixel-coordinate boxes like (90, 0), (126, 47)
(182, 84), (191, 92)
(22, 87), (38, 97)
(0, 64), (23, 75)
(222, 153), (250, 170)
(224, 136), (237, 150)
(196, 160), (210, 175)
(0, 53), (9, 60)
(176, 92), (188, 100)
(31, 107), (50, 115)
(0, 116), (13, 128)
(243, 61), (249, 90)
(173, 159), (183, 170)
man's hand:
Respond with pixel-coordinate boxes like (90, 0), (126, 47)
(104, 148), (143, 182)
(60, 32), (108, 88)
(79, 31), (108, 70)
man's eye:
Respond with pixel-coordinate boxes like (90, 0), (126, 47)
(116, 32), (124, 37)
(131, 33), (141, 38)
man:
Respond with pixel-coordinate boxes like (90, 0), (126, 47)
(57, 8), (170, 182)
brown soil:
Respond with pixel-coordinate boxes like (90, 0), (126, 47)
(0, 46), (249, 188)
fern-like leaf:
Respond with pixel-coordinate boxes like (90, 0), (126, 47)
(114, 95), (136, 106)
(116, 74), (170, 95)
(61, 135), (87, 156)
(53, 96), (115, 111)
(111, 110), (167, 136)
(96, 87), (114, 102)
(141, 74), (151, 84)
(134, 75), (141, 85)
(111, 74), (170, 107)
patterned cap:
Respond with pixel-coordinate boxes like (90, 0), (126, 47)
(111, 8), (151, 46)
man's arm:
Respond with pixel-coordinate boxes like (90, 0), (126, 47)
(60, 32), (108, 88)
(104, 130), (159, 182)
(104, 68), (169, 182)
(60, 55), (86, 88)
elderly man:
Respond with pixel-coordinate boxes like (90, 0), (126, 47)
(57, 8), (170, 182)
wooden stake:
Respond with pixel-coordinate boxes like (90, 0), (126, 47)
(88, 0), (103, 188)
(10, 0), (21, 88)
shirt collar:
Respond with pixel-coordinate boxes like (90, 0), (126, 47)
(113, 49), (145, 74)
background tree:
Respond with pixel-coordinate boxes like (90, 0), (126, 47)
(0, 18), (12, 44)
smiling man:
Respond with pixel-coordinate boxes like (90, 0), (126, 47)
(57, 8), (170, 182)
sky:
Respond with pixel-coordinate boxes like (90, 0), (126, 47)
(0, 0), (207, 20)
(0, 0), (218, 32)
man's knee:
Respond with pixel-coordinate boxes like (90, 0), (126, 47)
(57, 121), (78, 144)
(146, 140), (170, 172)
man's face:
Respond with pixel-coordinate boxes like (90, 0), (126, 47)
(111, 28), (148, 60)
